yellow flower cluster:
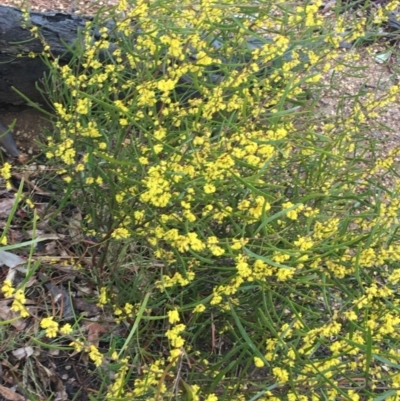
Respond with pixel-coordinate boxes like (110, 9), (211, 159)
(1, 281), (29, 318)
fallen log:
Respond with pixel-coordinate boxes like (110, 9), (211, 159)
(0, 5), (89, 106)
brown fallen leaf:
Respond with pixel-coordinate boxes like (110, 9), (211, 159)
(0, 251), (25, 269)
(0, 198), (16, 218)
(51, 375), (68, 401)
(72, 298), (101, 316)
(0, 385), (27, 401)
(82, 321), (108, 344)
(11, 347), (34, 360)
(68, 212), (83, 241)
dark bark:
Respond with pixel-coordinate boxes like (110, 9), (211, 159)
(0, 5), (89, 106)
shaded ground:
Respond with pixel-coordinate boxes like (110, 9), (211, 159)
(0, 109), (51, 157)
(0, 350), (100, 401)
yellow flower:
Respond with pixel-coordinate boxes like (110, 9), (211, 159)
(168, 309), (180, 324)
(117, 0), (128, 12)
(60, 323), (73, 335)
(40, 316), (59, 338)
(282, 201), (303, 220)
(204, 184), (216, 194)
(76, 98), (91, 115)
(165, 324), (186, 348)
(157, 79), (176, 92)
(273, 367), (289, 383)
(168, 348), (182, 362)
(0, 162), (12, 180)
(193, 304), (206, 313)
(294, 236), (314, 251)
(1, 280), (14, 297)
(25, 199), (35, 209)
(111, 227), (130, 239)
(11, 300), (29, 318)
(154, 127), (166, 140)
(70, 339), (85, 352)
(10, 289), (29, 317)
(14, 289), (25, 302)
(254, 357), (265, 368)
(97, 287), (108, 306)
(124, 303), (134, 315)
(88, 345), (103, 367)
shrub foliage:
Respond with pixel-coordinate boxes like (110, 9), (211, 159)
(6, 0), (400, 399)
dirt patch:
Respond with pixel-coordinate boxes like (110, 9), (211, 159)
(0, 109), (52, 157)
